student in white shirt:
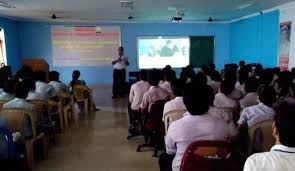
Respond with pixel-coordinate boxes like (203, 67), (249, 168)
(238, 85), (277, 129)
(235, 67), (249, 93)
(111, 46), (129, 99)
(214, 80), (238, 112)
(23, 78), (45, 100)
(159, 70), (175, 99)
(128, 70), (150, 132)
(34, 71), (57, 99)
(159, 83), (232, 171)
(239, 77), (259, 110)
(208, 70), (221, 94)
(163, 79), (186, 121)
(49, 71), (69, 93)
(0, 80), (15, 101)
(140, 69), (170, 113)
(244, 101), (295, 171)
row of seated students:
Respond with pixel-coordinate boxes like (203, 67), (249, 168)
(128, 62), (295, 171)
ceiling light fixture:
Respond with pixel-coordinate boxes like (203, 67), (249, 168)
(0, 1), (16, 8)
(236, 1), (258, 11)
(120, 0), (134, 10)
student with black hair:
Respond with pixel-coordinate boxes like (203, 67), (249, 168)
(34, 70), (57, 99)
(159, 70), (176, 98)
(239, 77), (259, 110)
(70, 70), (86, 89)
(0, 80), (15, 101)
(160, 83), (232, 171)
(236, 67), (249, 93)
(140, 69), (170, 112)
(238, 86), (276, 129)
(276, 71), (293, 98)
(208, 70), (221, 94)
(49, 71), (69, 93)
(162, 79), (186, 121)
(128, 70), (150, 132)
(244, 101), (295, 171)
(214, 79), (238, 110)
(24, 78), (45, 100)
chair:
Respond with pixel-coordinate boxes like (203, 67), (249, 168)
(247, 120), (275, 156)
(73, 85), (93, 116)
(180, 141), (232, 171)
(137, 99), (168, 157)
(0, 100), (8, 108)
(58, 91), (75, 127)
(0, 108), (39, 169)
(164, 110), (186, 135)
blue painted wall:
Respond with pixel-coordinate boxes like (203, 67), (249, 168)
(230, 10), (280, 68)
(17, 22), (231, 84)
(0, 18), (21, 72)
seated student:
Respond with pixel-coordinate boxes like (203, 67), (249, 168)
(128, 70), (150, 130)
(49, 71), (69, 93)
(239, 77), (259, 110)
(70, 70), (86, 90)
(235, 67), (249, 93)
(162, 79), (186, 121)
(140, 69), (170, 113)
(208, 70), (221, 94)
(3, 82), (34, 111)
(238, 86), (276, 129)
(24, 78), (45, 100)
(276, 71), (293, 98)
(0, 80), (15, 101)
(243, 101), (295, 171)
(214, 79), (238, 109)
(159, 83), (232, 171)
(34, 71), (57, 99)
(159, 70), (175, 98)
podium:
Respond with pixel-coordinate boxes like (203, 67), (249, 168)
(22, 58), (49, 81)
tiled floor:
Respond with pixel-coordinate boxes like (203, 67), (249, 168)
(33, 85), (159, 171)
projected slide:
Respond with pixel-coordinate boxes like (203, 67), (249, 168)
(138, 36), (190, 69)
(51, 26), (121, 66)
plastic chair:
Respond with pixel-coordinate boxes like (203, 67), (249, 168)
(0, 100), (8, 108)
(247, 120), (275, 156)
(180, 141), (232, 171)
(73, 85), (93, 116)
(58, 91), (75, 127)
(137, 99), (168, 157)
(164, 110), (186, 135)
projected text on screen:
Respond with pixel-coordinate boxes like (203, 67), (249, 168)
(138, 36), (190, 69)
(52, 26), (121, 66)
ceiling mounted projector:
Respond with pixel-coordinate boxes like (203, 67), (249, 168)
(171, 16), (182, 23)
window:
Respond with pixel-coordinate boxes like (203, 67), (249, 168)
(0, 28), (7, 66)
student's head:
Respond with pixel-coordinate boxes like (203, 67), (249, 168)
(17, 66), (33, 80)
(118, 46), (124, 56)
(164, 70), (175, 82)
(260, 68), (274, 86)
(200, 65), (209, 75)
(191, 72), (207, 86)
(210, 70), (221, 82)
(277, 71), (293, 97)
(273, 67), (281, 76)
(258, 85), (277, 107)
(72, 70), (80, 81)
(239, 60), (245, 67)
(238, 67), (249, 85)
(273, 101), (295, 147)
(15, 82), (29, 99)
(220, 79), (235, 96)
(22, 78), (36, 92)
(3, 80), (15, 94)
(148, 69), (161, 86)
(171, 79), (183, 97)
(34, 71), (47, 82)
(139, 70), (148, 81)
(254, 64), (263, 77)
(183, 83), (214, 115)
(49, 71), (60, 82)
(244, 77), (258, 94)
(164, 65), (172, 71)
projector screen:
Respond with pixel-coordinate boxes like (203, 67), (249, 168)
(138, 36), (190, 69)
(51, 26), (121, 66)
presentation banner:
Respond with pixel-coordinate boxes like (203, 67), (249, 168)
(279, 22), (292, 70)
(51, 26), (121, 66)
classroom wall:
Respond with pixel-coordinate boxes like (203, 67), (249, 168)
(17, 22), (231, 84)
(230, 10), (280, 68)
(0, 17), (21, 72)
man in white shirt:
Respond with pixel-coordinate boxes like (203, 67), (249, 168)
(21, 78), (45, 100)
(244, 101), (295, 171)
(49, 71), (69, 93)
(159, 70), (176, 99)
(34, 71), (57, 99)
(112, 46), (129, 99)
(238, 86), (276, 128)
(128, 70), (150, 132)
(159, 83), (233, 171)
(140, 70), (170, 113)
(0, 80), (15, 101)
(239, 77), (259, 110)
(162, 79), (186, 121)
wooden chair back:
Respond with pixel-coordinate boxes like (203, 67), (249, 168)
(27, 100), (51, 124)
(180, 141), (232, 171)
(248, 120), (275, 156)
(164, 110), (186, 135)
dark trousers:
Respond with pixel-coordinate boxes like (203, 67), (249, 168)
(113, 68), (126, 96)
(159, 153), (175, 171)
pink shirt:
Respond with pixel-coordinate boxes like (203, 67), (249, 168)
(129, 80), (151, 110)
(163, 97), (186, 121)
(166, 112), (232, 171)
(140, 86), (170, 112)
(208, 81), (221, 94)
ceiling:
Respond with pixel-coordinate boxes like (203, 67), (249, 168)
(0, 0), (294, 22)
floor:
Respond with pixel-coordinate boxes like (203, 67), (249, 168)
(33, 85), (159, 171)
